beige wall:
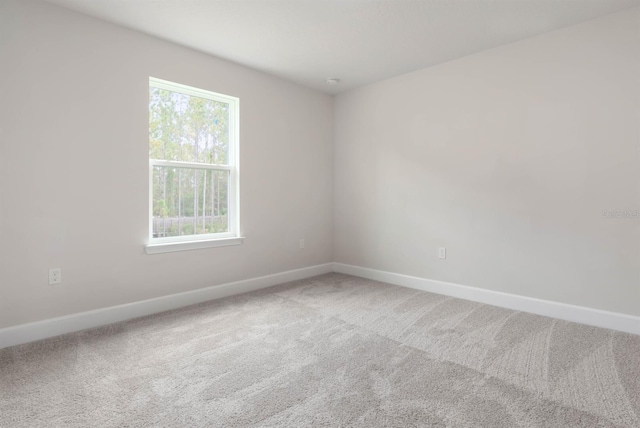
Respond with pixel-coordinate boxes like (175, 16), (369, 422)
(334, 9), (640, 316)
(0, 1), (334, 328)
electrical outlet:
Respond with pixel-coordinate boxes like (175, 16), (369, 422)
(299, 238), (305, 249)
(438, 247), (446, 259)
(49, 268), (62, 285)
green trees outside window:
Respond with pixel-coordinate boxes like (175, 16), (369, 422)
(149, 79), (238, 240)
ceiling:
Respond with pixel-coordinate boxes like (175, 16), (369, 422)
(44, 0), (640, 94)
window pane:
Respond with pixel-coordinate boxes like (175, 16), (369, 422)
(152, 166), (229, 238)
(149, 87), (230, 165)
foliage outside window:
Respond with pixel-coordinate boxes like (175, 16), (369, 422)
(148, 77), (239, 244)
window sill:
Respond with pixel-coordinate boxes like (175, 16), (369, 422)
(145, 237), (244, 254)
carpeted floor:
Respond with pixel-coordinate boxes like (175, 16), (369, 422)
(1, 273), (639, 427)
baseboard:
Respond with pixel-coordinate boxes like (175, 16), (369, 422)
(3, 261), (636, 349)
(333, 263), (640, 335)
(0, 263), (334, 349)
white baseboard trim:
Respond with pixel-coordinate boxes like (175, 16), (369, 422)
(0, 263), (334, 349)
(333, 263), (640, 335)
(2, 261), (636, 349)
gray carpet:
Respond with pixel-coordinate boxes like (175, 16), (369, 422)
(1, 273), (639, 427)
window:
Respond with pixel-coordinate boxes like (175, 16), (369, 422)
(146, 77), (241, 254)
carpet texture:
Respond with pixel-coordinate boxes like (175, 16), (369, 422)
(1, 273), (639, 427)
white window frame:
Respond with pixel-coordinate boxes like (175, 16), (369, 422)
(145, 77), (242, 254)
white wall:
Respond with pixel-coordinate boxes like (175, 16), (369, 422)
(1, 2), (637, 332)
(0, 0), (334, 328)
(334, 9), (640, 316)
